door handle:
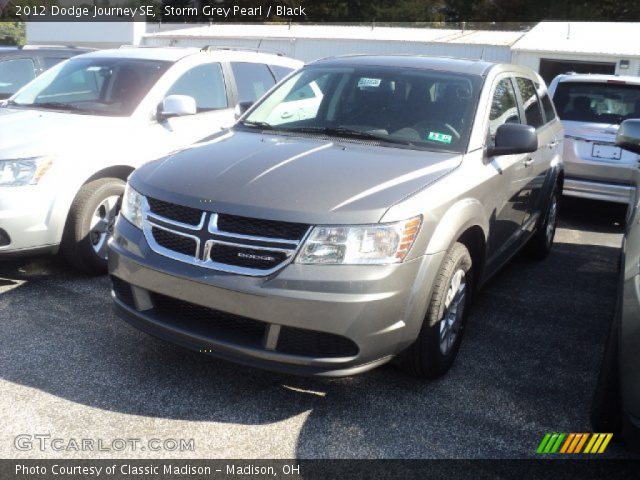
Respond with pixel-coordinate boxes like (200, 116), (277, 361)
(523, 157), (534, 167)
(547, 140), (559, 149)
(281, 112), (293, 119)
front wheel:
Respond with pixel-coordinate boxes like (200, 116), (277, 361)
(400, 242), (473, 379)
(61, 178), (124, 274)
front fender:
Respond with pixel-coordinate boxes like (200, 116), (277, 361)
(424, 198), (488, 255)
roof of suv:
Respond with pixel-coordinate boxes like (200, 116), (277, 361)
(80, 47), (302, 66)
(309, 55), (497, 76)
(0, 45), (93, 58)
(554, 73), (640, 85)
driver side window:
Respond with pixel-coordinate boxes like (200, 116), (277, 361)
(165, 63), (227, 113)
(488, 77), (520, 146)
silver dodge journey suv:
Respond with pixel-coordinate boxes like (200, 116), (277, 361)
(109, 56), (564, 378)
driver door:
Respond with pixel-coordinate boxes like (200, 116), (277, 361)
(154, 62), (235, 152)
(485, 76), (531, 267)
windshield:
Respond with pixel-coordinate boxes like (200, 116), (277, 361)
(10, 57), (171, 116)
(553, 81), (640, 124)
(239, 65), (482, 152)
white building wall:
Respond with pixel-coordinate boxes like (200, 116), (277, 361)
(26, 22), (145, 48)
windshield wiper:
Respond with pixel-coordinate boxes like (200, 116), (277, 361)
(31, 102), (83, 112)
(286, 126), (413, 145)
(238, 120), (274, 130)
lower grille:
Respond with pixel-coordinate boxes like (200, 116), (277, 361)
(210, 243), (289, 270)
(277, 326), (359, 358)
(151, 227), (197, 257)
(111, 276), (135, 308)
(151, 292), (267, 348)
(116, 283), (360, 359)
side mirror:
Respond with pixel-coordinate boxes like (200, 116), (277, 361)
(615, 119), (640, 155)
(234, 101), (254, 120)
(158, 95), (197, 120)
(486, 123), (538, 157)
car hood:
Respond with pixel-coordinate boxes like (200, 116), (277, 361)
(132, 130), (461, 225)
(0, 107), (130, 158)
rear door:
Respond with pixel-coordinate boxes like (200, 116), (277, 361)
(229, 61), (277, 105)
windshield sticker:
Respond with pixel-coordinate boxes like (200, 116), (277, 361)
(357, 77), (382, 88)
(427, 131), (453, 144)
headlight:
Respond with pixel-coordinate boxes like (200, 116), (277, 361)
(0, 156), (53, 187)
(297, 216), (422, 265)
(120, 183), (144, 229)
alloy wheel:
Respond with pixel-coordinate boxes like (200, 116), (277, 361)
(89, 195), (121, 260)
(439, 268), (467, 355)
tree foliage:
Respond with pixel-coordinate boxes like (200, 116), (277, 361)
(0, 22), (25, 45)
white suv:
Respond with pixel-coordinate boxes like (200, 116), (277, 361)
(0, 47), (302, 272)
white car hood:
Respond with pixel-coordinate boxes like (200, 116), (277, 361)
(0, 107), (147, 159)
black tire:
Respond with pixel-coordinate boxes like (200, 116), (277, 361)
(526, 183), (560, 260)
(61, 178), (125, 274)
(400, 242), (473, 379)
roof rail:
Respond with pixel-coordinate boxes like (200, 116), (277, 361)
(199, 45), (285, 56)
(18, 44), (90, 50)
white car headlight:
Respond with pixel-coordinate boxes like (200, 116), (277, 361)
(297, 216), (422, 265)
(120, 183), (144, 229)
(0, 156), (53, 187)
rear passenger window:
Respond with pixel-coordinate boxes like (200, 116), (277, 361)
(540, 93), (557, 123)
(488, 78), (519, 144)
(231, 62), (276, 103)
(269, 65), (294, 82)
(42, 57), (67, 70)
(0, 58), (36, 97)
(516, 77), (544, 128)
(166, 63), (227, 112)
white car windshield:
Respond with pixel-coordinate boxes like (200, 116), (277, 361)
(9, 57), (171, 116)
(239, 65), (482, 152)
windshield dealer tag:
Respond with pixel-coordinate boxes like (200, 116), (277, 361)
(357, 77), (382, 88)
(427, 132), (452, 144)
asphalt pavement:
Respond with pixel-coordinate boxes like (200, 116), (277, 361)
(0, 197), (637, 459)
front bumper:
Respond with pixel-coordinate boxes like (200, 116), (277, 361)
(108, 217), (444, 376)
(0, 185), (60, 255)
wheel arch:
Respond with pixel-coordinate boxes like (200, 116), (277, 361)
(83, 165), (135, 185)
(424, 198), (488, 291)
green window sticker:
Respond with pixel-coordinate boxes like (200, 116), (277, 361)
(427, 131), (452, 144)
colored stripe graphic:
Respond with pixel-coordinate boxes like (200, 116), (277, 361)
(537, 433), (613, 454)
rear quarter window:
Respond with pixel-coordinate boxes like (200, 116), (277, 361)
(540, 93), (557, 123)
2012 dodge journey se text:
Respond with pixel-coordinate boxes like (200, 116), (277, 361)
(108, 56), (564, 378)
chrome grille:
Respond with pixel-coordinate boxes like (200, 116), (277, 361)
(142, 197), (310, 276)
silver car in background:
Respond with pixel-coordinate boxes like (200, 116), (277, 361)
(592, 119), (640, 451)
(548, 74), (640, 203)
